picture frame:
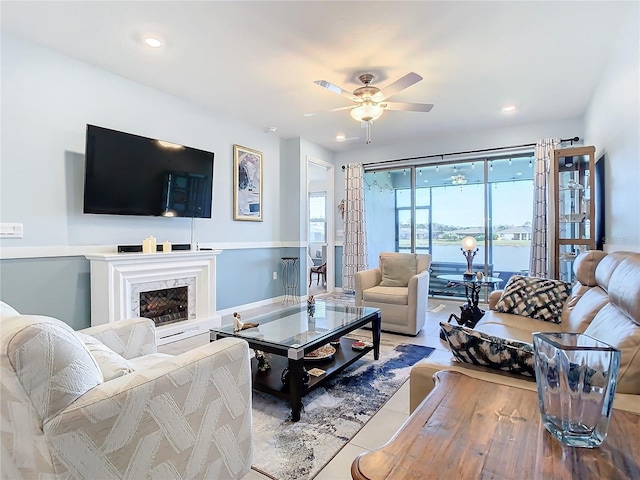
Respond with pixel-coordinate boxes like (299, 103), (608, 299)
(233, 144), (263, 221)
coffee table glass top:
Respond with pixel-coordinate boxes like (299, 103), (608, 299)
(211, 301), (379, 349)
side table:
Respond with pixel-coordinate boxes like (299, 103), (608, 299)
(437, 274), (502, 328)
(351, 371), (640, 479)
(281, 257), (299, 304)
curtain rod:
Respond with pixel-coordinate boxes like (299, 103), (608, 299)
(341, 136), (580, 170)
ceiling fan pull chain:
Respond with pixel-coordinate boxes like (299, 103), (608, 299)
(366, 121), (372, 144)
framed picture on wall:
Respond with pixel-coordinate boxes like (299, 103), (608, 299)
(233, 144), (263, 221)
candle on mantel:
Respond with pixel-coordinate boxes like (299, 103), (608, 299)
(142, 236), (157, 253)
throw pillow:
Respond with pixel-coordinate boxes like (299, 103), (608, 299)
(7, 316), (104, 420)
(77, 332), (136, 381)
(494, 275), (571, 324)
(379, 254), (417, 287)
(440, 322), (535, 377)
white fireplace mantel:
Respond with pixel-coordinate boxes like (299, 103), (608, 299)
(85, 250), (222, 345)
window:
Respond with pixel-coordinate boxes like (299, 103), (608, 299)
(309, 192), (327, 242)
(395, 188), (431, 253)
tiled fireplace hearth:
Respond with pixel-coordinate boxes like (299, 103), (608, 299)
(85, 250), (222, 345)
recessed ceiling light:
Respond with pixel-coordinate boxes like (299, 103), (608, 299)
(502, 104), (517, 113)
(336, 134), (346, 141)
(144, 37), (163, 48)
(264, 126), (278, 133)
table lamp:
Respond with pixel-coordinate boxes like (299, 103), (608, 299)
(461, 236), (478, 279)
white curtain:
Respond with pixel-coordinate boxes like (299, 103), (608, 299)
(529, 138), (560, 278)
(342, 163), (368, 293)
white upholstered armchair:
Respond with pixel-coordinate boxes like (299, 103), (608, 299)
(355, 253), (431, 335)
(0, 301), (252, 479)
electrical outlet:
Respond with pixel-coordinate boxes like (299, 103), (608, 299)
(272, 271), (278, 280)
(0, 223), (23, 238)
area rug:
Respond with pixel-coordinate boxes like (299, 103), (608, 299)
(250, 342), (435, 480)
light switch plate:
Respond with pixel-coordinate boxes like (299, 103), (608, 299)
(0, 223), (23, 238)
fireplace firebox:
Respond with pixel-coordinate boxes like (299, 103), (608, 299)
(140, 286), (189, 326)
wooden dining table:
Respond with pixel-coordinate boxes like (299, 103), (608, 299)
(351, 371), (640, 479)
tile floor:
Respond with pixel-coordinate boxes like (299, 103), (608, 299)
(159, 296), (467, 480)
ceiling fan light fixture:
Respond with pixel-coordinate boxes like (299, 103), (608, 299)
(451, 174), (468, 185)
(350, 102), (384, 122)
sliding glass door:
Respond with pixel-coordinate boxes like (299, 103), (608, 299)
(424, 161), (486, 297)
(487, 156), (534, 281)
(364, 154), (534, 300)
(364, 168), (406, 268)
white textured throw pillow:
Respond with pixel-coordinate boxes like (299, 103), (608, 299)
(77, 332), (136, 381)
(7, 316), (104, 420)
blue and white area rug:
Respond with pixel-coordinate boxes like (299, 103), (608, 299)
(251, 342), (435, 480)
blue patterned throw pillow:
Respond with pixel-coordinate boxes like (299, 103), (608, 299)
(440, 322), (535, 377)
(494, 275), (571, 324)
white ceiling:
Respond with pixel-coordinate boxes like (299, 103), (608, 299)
(1, 1), (633, 152)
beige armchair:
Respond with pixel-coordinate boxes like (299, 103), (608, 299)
(1, 301), (253, 479)
(355, 253), (431, 335)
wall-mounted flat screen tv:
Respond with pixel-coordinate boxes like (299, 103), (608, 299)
(83, 125), (214, 218)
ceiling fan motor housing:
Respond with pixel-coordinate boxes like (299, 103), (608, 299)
(354, 74), (381, 101)
(358, 73), (375, 85)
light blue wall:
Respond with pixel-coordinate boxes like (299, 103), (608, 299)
(0, 257), (91, 330)
(0, 34), (324, 328)
(216, 248), (291, 310)
(0, 34), (282, 248)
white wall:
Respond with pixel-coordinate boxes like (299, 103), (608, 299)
(0, 34), (281, 249)
(584, 5), (640, 253)
(334, 117), (584, 167)
(279, 137), (335, 244)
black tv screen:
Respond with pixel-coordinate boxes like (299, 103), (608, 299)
(84, 125), (214, 218)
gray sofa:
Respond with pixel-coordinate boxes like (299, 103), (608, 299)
(409, 250), (640, 414)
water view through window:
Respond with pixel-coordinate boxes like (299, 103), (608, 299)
(364, 156), (534, 299)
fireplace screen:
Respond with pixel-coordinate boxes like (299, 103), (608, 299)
(140, 286), (188, 327)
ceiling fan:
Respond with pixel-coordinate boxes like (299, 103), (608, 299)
(306, 72), (434, 144)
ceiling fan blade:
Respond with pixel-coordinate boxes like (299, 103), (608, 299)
(382, 101), (434, 112)
(314, 80), (357, 101)
(303, 105), (356, 117)
(377, 72), (423, 101)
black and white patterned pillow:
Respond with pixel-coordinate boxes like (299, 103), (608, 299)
(440, 322), (535, 377)
(494, 275), (571, 324)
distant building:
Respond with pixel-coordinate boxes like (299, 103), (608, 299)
(496, 225), (532, 240)
(446, 227), (484, 239)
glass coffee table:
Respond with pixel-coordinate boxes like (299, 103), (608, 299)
(210, 301), (381, 421)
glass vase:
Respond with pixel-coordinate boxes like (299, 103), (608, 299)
(533, 332), (620, 448)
